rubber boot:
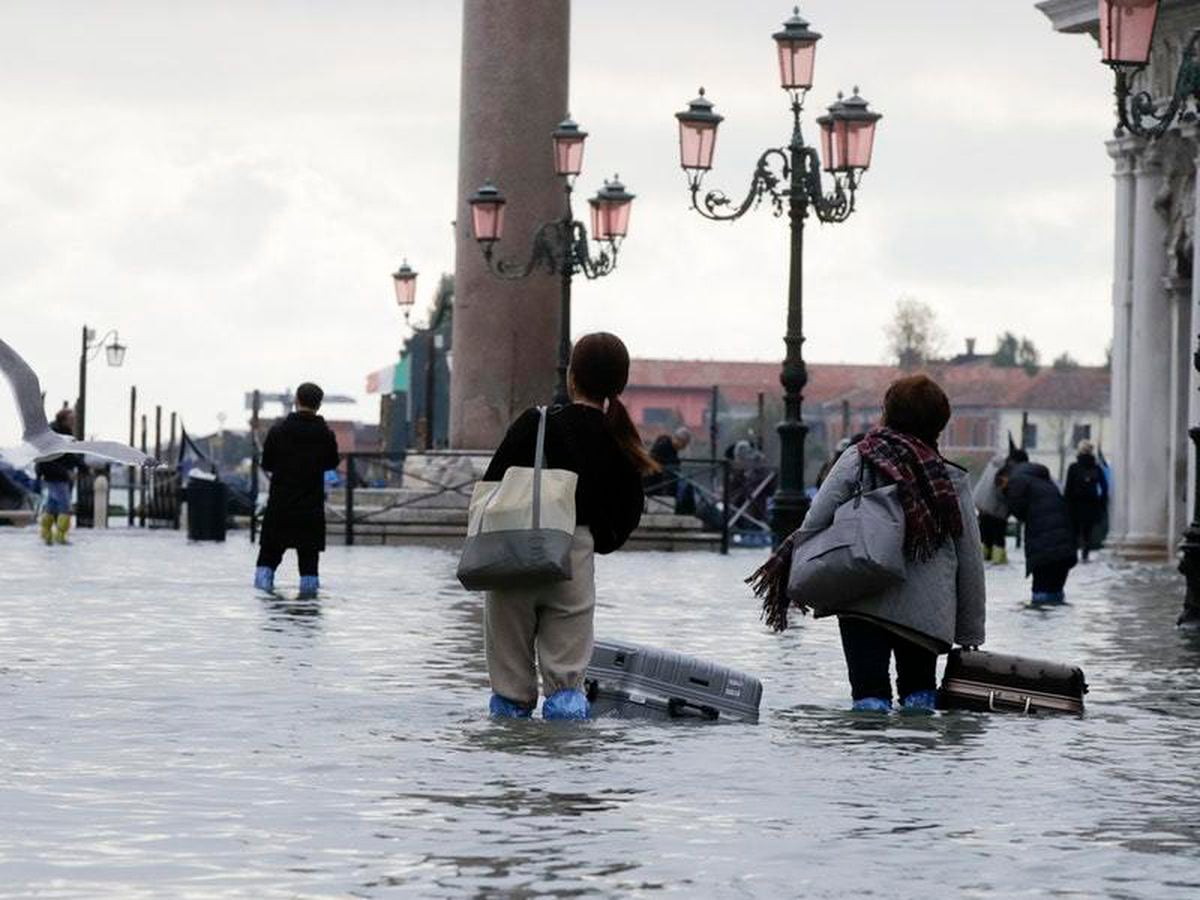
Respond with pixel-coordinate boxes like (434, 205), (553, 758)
(542, 688), (591, 720)
(489, 694), (534, 719)
(254, 566), (275, 592)
(54, 514), (71, 545)
(981, 543), (991, 561)
(298, 575), (319, 597)
(852, 697), (892, 712)
(901, 689), (938, 711)
(1031, 591), (1064, 606)
(39, 513), (54, 545)
(994, 547), (1008, 565)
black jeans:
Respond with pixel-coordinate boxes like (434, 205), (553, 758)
(1031, 562), (1071, 595)
(256, 540), (319, 577)
(838, 616), (937, 702)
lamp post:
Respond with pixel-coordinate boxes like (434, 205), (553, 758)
(76, 325), (127, 440)
(674, 7), (881, 546)
(1096, 0), (1200, 627)
(467, 115), (634, 406)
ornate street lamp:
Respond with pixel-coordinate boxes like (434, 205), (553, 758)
(76, 326), (127, 441)
(1098, 0), (1200, 139)
(468, 115), (633, 406)
(1098, 1), (1200, 627)
(674, 7), (881, 546)
(392, 260), (418, 322)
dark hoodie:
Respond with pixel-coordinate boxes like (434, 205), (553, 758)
(1063, 452), (1107, 525)
(1004, 462), (1077, 574)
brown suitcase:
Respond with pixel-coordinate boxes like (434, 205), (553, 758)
(938, 648), (1088, 715)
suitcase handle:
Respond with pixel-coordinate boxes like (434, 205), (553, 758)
(988, 690), (1032, 714)
(667, 697), (719, 721)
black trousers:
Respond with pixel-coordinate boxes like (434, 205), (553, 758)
(838, 616), (937, 702)
(256, 539), (319, 577)
(1031, 562), (1071, 595)
(978, 513), (1007, 551)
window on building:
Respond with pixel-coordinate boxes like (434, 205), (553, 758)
(1071, 423), (1091, 447)
(643, 407), (677, 427)
(1022, 423), (1038, 450)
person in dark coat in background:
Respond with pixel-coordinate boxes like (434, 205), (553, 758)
(1063, 439), (1108, 562)
(1002, 457), (1077, 604)
(254, 382), (340, 595)
(645, 427), (692, 513)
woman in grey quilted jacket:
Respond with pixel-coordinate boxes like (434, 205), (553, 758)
(750, 375), (986, 711)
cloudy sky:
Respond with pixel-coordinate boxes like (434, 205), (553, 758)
(0, 0), (1113, 447)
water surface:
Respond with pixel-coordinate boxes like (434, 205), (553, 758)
(1, 530), (1198, 898)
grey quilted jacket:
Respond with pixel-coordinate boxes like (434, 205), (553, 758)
(796, 445), (987, 653)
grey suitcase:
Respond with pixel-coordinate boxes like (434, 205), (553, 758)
(584, 639), (763, 723)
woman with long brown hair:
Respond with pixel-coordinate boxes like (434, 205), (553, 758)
(481, 332), (656, 719)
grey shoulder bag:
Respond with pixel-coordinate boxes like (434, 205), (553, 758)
(787, 456), (907, 613)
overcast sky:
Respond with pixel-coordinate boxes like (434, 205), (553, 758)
(0, 0), (1113, 447)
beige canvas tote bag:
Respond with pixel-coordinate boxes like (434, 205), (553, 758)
(457, 406), (578, 591)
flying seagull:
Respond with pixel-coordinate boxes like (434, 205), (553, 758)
(0, 337), (157, 469)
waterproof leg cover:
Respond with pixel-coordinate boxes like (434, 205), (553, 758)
(254, 566), (275, 592)
(298, 575), (319, 596)
(54, 514), (71, 544)
(39, 513), (54, 545)
(994, 548), (1008, 565)
(1031, 592), (1064, 606)
(489, 694), (534, 719)
(543, 689), (590, 720)
(852, 697), (892, 712)
(901, 689), (938, 710)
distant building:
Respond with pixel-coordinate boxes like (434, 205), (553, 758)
(625, 355), (1110, 480)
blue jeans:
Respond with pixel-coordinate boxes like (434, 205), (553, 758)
(43, 482), (71, 516)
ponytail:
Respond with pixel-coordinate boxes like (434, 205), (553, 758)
(605, 396), (659, 476)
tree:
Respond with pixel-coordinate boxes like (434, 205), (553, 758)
(992, 331), (1040, 375)
(885, 296), (945, 369)
(993, 332), (1019, 367)
(1017, 338), (1040, 375)
(1052, 352), (1079, 371)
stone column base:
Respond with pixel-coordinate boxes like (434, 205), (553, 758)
(1110, 534), (1173, 562)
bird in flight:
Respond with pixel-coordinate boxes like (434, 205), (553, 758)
(0, 337), (157, 468)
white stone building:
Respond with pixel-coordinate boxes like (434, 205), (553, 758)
(1038, 0), (1200, 559)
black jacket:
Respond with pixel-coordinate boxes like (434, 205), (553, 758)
(261, 412), (340, 551)
(483, 405), (644, 554)
(1004, 462), (1077, 574)
(645, 434), (680, 496)
(1063, 453), (1107, 523)
(35, 423), (81, 483)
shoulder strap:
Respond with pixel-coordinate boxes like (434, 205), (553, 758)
(531, 405), (547, 529)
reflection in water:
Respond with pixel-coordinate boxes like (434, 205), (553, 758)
(2, 533), (1200, 898)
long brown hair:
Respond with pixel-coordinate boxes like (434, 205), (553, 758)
(569, 332), (659, 475)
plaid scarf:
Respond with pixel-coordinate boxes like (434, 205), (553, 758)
(857, 427), (962, 563)
(746, 427), (962, 632)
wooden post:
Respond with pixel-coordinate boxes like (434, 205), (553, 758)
(127, 385), (136, 527)
(139, 414), (148, 527)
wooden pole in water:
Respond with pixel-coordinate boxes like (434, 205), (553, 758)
(139, 414), (148, 527)
(128, 385), (136, 527)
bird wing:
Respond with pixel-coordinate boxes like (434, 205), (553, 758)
(0, 337), (50, 442)
(71, 439), (158, 467)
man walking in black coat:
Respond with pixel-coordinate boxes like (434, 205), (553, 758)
(1002, 458), (1077, 605)
(1063, 440), (1108, 562)
(254, 382), (340, 595)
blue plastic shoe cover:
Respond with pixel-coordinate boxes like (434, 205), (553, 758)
(298, 575), (319, 595)
(1031, 592), (1065, 605)
(542, 688), (591, 720)
(254, 566), (275, 591)
(901, 689), (938, 710)
(852, 696), (892, 712)
(489, 694), (534, 719)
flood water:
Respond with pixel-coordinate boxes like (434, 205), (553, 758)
(2, 528), (1199, 898)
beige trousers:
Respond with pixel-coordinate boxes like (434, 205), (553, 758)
(484, 527), (596, 705)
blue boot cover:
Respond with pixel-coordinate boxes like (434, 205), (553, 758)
(298, 575), (319, 596)
(901, 689), (938, 710)
(1031, 592), (1065, 605)
(489, 694), (534, 719)
(254, 566), (275, 591)
(542, 688), (591, 720)
(851, 696), (892, 712)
